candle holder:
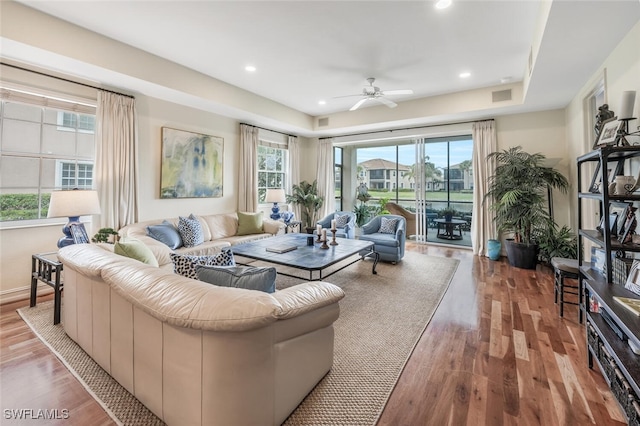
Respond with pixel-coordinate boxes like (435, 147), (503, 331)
(320, 234), (330, 249)
(330, 229), (338, 245)
(316, 232), (323, 243)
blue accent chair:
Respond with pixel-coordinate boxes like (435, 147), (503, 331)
(358, 214), (406, 263)
(316, 211), (356, 239)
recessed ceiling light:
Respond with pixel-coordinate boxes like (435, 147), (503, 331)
(318, 100), (326, 105)
(245, 65), (256, 72)
(459, 72), (471, 78)
(435, 0), (452, 10)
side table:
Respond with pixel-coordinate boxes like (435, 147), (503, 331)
(31, 252), (63, 325)
(434, 218), (466, 240)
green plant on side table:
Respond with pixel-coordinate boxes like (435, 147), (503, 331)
(439, 207), (457, 221)
(485, 146), (570, 269)
(286, 180), (324, 233)
(92, 227), (119, 244)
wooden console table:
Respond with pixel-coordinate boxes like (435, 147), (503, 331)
(31, 252), (63, 325)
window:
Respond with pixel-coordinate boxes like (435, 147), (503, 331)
(334, 147), (343, 211)
(0, 91), (96, 222)
(58, 161), (94, 189)
(58, 112), (96, 133)
(257, 144), (288, 203)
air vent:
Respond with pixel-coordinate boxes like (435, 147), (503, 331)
(492, 89), (512, 103)
(318, 117), (329, 127)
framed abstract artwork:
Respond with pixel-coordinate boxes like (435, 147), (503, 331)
(160, 127), (224, 198)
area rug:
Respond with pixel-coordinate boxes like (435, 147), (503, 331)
(17, 251), (458, 426)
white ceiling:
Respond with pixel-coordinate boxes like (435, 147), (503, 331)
(7, 0), (640, 136)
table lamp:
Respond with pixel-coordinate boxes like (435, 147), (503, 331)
(265, 188), (286, 220)
(47, 189), (101, 248)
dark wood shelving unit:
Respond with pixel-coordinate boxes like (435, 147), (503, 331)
(578, 147), (640, 425)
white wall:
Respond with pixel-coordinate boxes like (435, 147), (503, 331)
(495, 109), (571, 228)
(566, 21), (640, 232)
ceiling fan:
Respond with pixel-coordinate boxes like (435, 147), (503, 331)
(338, 77), (414, 111)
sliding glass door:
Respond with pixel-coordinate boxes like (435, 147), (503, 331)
(341, 135), (473, 247)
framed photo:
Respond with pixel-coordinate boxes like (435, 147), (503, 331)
(589, 159), (625, 193)
(609, 201), (631, 236)
(597, 213), (618, 235)
(624, 260), (640, 296)
(160, 127), (224, 199)
(618, 216), (636, 244)
(591, 247), (606, 273)
(69, 223), (90, 244)
(594, 118), (622, 147)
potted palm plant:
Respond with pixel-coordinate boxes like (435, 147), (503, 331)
(286, 180), (324, 233)
(485, 146), (569, 269)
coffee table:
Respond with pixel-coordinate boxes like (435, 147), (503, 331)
(231, 233), (379, 281)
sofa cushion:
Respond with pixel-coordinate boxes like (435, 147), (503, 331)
(146, 220), (183, 249)
(114, 238), (159, 267)
(379, 217), (399, 234)
(170, 250), (236, 280)
(178, 214), (205, 247)
(196, 265), (276, 293)
(334, 213), (350, 228)
(237, 211), (263, 236)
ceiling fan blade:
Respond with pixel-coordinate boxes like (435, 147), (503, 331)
(376, 97), (398, 108)
(350, 98), (369, 111)
(382, 89), (414, 96)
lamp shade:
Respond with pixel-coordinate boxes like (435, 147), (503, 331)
(47, 190), (101, 218)
(265, 188), (286, 203)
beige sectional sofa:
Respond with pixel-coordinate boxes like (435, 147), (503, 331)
(119, 213), (286, 269)
(58, 243), (345, 426)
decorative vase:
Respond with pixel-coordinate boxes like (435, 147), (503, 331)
(487, 239), (501, 261)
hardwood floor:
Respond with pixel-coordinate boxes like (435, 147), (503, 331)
(0, 243), (626, 425)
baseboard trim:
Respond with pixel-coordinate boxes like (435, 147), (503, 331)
(1, 284), (53, 305)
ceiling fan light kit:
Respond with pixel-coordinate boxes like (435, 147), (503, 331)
(343, 77), (414, 112)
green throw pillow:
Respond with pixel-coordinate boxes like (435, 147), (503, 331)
(237, 211), (264, 236)
(114, 238), (159, 267)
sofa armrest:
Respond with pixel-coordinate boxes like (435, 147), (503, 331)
(272, 282), (344, 320)
(263, 218), (286, 235)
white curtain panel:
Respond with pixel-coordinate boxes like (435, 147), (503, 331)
(287, 135), (301, 221)
(238, 124), (259, 212)
(95, 91), (139, 230)
(316, 138), (335, 218)
(471, 120), (498, 255)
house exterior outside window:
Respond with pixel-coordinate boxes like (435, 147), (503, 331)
(0, 90), (96, 222)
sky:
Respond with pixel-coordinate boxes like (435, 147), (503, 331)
(355, 139), (473, 169)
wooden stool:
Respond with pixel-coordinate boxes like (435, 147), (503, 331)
(551, 257), (582, 323)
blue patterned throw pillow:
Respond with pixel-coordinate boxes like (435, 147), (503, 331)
(379, 217), (399, 234)
(334, 213), (350, 228)
(178, 214), (204, 247)
(170, 250), (236, 280)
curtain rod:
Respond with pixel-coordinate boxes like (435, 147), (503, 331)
(1, 62), (135, 99)
(321, 118), (495, 140)
(240, 123), (296, 138)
